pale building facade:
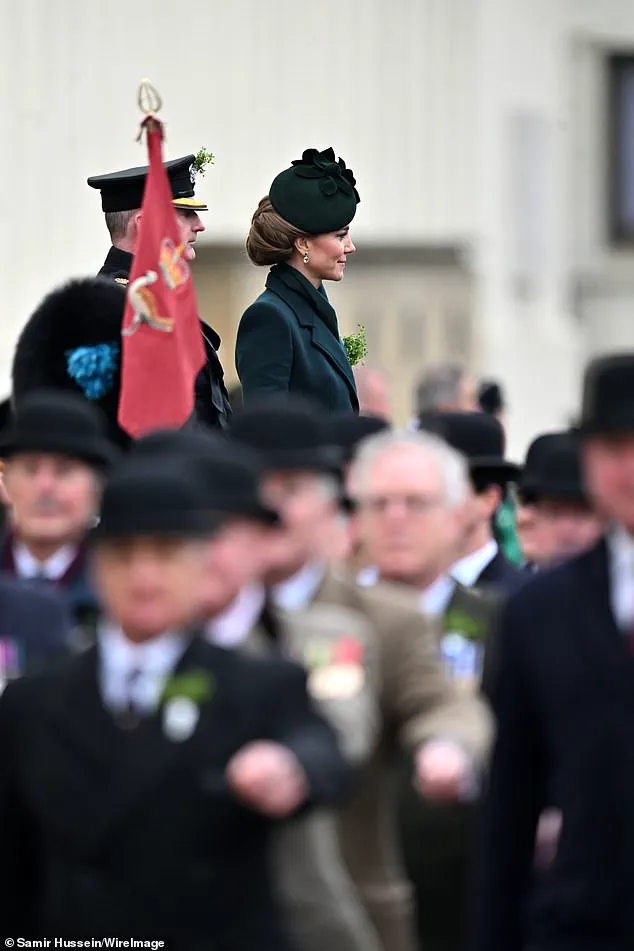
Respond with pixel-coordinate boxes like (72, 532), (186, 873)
(1, 0), (634, 453)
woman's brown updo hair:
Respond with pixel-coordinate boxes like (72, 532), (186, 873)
(246, 197), (306, 267)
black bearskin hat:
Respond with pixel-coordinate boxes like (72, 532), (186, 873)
(12, 278), (130, 449)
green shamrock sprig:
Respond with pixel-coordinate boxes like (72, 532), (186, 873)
(161, 669), (214, 705)
(444, 610), (488, 643)
(193, 147), (215, 176)
(342, 324), (368, 368)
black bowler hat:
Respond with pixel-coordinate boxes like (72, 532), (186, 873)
(478, 380), (505, 416)
(420, 411), (520, 485)
(578, 353), (634, 436)
(88, 154), (208, 214)
(93, 459), (220, 542)
(131, 428), (279, 525)
(230, 399), (341, 473)
(518, 431), (588, 504)
(0, 390), (115, 469)
(324, 413), (390, 465)
(269, 147), (360, 235)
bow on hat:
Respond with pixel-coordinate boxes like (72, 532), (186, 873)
(291, 148), (360, 202)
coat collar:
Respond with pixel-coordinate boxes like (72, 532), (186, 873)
(42, 633), (228, 855)
(566, 538), (634, 696)
(266, 269), (358, 407)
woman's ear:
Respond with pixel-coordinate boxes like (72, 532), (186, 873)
(294, 235), (311, 257)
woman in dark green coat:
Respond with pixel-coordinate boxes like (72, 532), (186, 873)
(235, 148), (360, 412)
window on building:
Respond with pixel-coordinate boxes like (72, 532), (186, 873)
(608, 53), (634, 244)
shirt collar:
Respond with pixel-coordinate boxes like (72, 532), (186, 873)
(206, 584), (266, 647)
(98, 621), (187, 675)
(271, 561), (325, 612)
(13, 542), (78, 581)
(421, 575), (456, 615)
(451, 539), (498, 587)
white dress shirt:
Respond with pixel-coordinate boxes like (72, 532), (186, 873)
(271, 561), (325, 613)
(206, 584), (267, 648)
(357, 565), (456, 616)
(451, 539), (498, 587)
(608, 526), (634, 631)
(421, 574), (456, 616)
(98, 622), (187, 715)
(14, 542), (78, 581)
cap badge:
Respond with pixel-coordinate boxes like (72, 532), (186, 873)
(189, 163), (196, 185)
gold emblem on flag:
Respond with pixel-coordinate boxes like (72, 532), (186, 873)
(122, 271), (175, 337)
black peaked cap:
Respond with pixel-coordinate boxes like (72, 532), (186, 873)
(87, 154), (207, 213)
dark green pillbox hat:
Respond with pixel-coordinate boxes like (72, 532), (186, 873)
(269, 147), (360, 235)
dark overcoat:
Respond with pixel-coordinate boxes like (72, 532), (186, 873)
(235, 267), (359, 413)
(468, 539), (634, 951)
(0, 635), (352, 949)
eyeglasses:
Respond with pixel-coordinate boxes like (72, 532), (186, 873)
(359, 494), (445, 515)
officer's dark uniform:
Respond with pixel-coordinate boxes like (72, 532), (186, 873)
(87, 156), (231, 430)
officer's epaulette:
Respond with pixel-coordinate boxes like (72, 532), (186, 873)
(114, 277), (129, 285)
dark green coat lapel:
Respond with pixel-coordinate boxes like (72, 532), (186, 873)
(266, 267), (358, 403)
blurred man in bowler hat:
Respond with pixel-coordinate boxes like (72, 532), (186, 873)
(469, 353), (634, 951)
(87, 153), (231, 430)
(0, 390), (114, 645)
(0, 455), (352, 948)
(516, 431), (603, 572)
(129, 424), (383, 951)
(421, 412), (521, 593)
(232, 398), (492, 951)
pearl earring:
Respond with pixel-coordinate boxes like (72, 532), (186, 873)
(303, 252), (310, 264)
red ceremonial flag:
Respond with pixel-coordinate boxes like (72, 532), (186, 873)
(118, 116), (205, 438)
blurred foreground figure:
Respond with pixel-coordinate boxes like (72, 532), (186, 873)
(0, 458), (351, 947)
(232, 399), (492, 951)
(469, 354), (634, 951)
(350, 429), (499, 951)
(128, 423), (379, 951)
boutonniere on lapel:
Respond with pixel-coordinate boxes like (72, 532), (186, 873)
(342, 324), (367, 368)
(443, 609), (487, 643)
(160, 669), (214, 743)
(441, 611), (486, 690)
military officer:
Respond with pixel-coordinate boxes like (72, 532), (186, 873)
(87, 154), (231, 430)
(0, 455), (352, 947)
(231, 399), (493, 951)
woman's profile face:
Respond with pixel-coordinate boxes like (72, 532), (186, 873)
(303, 227), (356, 282)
